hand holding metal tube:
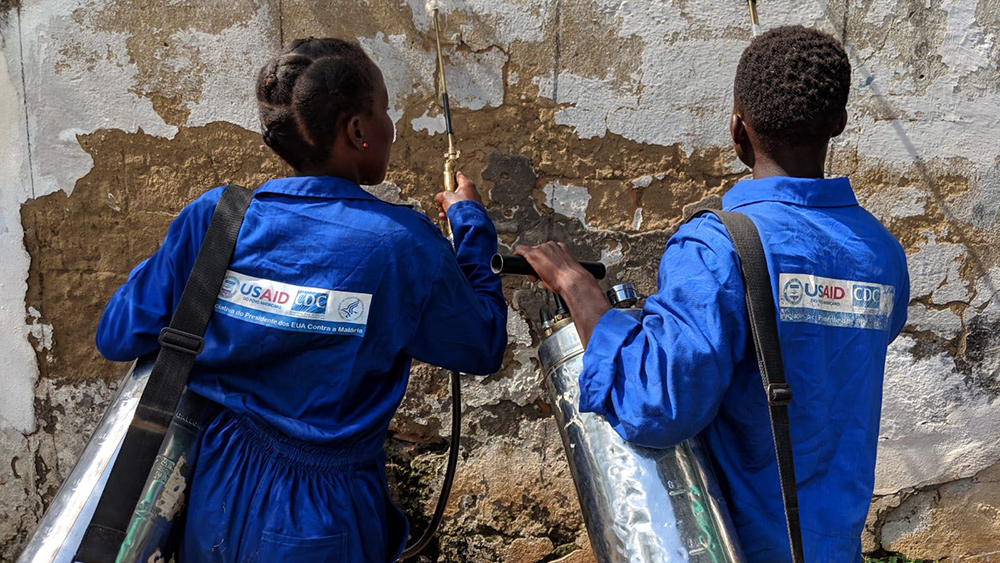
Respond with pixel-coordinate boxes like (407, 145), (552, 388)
(510, 242), (600, 292)
(512, 242), (611, 347)
(491, 253), (607, 280)
(435, 171), (482, 221)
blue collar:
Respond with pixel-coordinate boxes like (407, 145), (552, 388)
(722, 176), (858, 210)
(255, 176), (381, 202)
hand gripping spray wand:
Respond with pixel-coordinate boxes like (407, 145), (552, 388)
(397, 4), (463, 560)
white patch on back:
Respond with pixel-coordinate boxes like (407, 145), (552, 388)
(214, 270), (372, 336)
(778, 273), (895, 330)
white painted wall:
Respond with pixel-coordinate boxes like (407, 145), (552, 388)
(0, 11), (38, 433)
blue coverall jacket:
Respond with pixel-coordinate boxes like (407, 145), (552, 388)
(580, 176), (909, 562)
(96, 176), (508, 562)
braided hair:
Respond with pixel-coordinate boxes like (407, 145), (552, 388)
(734, 26), (851, 147)
(256, 37), (377, 171)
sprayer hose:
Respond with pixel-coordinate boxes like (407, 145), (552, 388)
(398, 369), (461, 560)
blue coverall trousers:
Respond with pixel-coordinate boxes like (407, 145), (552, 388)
(180, 408), (408, 562)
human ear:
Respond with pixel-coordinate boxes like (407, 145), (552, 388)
(347, 115), (365, 151)
(831, 109), (848, 138)
(731, 113), (754, 169)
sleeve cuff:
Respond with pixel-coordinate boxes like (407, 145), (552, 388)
(578, 308), (641, 413)
(445, 199), (489, 225)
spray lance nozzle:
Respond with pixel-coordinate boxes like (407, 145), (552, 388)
(429, 0), (460, 238)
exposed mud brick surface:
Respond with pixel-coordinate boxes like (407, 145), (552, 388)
(21, 122), (290, 385)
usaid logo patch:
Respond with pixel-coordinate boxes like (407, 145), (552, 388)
(214, 270), (372, 336)
(782, 278), (804, 305)
(220, 275), (240, 298)
(291, 290), (329, 315)
(778, 273), (895, 331)
(852, 284), (882, 309)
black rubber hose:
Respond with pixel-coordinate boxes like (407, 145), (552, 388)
(399, 370), (461, 560)
(490, 254), (607, 280)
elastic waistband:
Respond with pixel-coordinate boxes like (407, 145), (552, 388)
(232, 412), (381, 472)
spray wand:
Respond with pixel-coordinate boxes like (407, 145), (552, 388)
(395, 5), (463, 561)
(747, 0), (761, 37)
(431, 3), (461, 237)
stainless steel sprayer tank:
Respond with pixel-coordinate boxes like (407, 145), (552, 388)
(493, 254), (746, 562)
(18, 360), (154, 563)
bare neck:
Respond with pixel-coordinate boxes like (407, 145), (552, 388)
(296, 165), (361, 183)
(296, 143), (363, 183)
(751, 144), (829, 180)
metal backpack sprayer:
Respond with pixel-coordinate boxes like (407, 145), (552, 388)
(492, 255), (746, 562)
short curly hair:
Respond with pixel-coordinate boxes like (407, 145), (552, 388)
(734, 26), (851, 147)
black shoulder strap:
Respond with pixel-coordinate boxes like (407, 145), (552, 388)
(691, 208), (805, 563)
(77, 185), (253, 562)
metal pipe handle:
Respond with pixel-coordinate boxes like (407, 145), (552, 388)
(490, 254), (607, 280)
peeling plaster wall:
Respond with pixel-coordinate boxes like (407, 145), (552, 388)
(1, 0), (999, 560)
(0, 4), (36, 435)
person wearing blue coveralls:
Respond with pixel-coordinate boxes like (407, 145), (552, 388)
(516, 27), (909, 562)
(96, 37), (507, 562)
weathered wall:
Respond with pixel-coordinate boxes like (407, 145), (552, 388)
(1, 0), (998, 560)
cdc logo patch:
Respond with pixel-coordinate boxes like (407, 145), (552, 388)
(338, 297), (364, 321)
(220, 275), (240, 298)
(852, 284), (881, 309)
(782, 278), (804, 305)
(292, 291), (329, 314)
